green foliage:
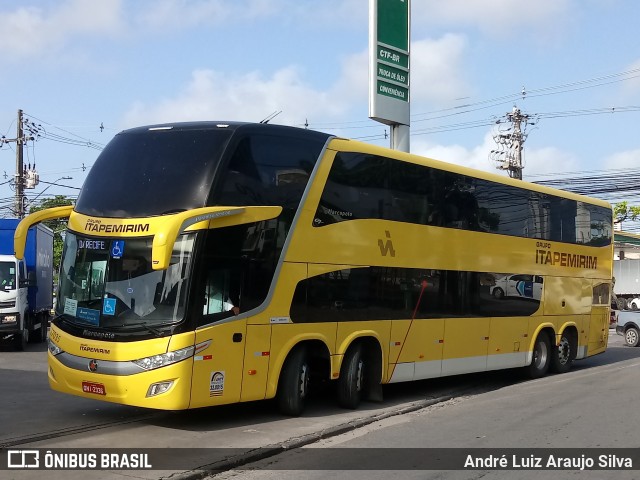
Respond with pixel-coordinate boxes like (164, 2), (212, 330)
(28, 195), (74, 275)
(613, 201), (640, 225)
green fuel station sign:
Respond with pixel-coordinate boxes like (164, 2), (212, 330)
(369, 0), (410, 125)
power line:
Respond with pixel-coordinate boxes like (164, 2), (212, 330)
(22, 112), (105, 151)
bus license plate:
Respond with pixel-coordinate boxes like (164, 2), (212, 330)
(82, 381), (106, 395)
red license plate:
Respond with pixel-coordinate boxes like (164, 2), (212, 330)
(82, 381), (106, 395)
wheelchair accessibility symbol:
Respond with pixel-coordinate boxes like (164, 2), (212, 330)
(103, 298), (116, 316)
(111, 240), (124, 259)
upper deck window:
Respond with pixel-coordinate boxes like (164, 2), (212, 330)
(314, 152), (612, 246)
(76, 128), (233, 218)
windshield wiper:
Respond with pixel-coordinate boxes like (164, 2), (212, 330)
(109, 322), (166, 337)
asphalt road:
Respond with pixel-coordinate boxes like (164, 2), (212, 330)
(0, 329), (637, 480)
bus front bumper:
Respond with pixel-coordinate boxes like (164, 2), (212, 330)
(48, 351), (194, 410)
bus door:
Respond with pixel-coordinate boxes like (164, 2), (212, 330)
(189, 269), (247, 408)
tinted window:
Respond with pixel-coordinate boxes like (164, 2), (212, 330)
(195, 223), (280, 326)
(314, 152), (612, 246)
(76, 128), (233, 217)
(290, 268), (542, 323)
(215, 133), (326, 238)
(215, 134), (323, 206)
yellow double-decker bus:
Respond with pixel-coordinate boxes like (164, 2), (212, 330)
(16, 122), (613, 416)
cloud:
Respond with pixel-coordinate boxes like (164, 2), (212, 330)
(411, 132), (497, 173)
(603, 148), (640, 170)
(410, 34), (471, 105)
(413, 0), (573, 38)
(617, 59), (640, 101)
(120, 29), (473, 133)
(136, 0), (280, 30)
(121, 67), (347, 128)
(411, 132), (579, 178)
(0, 0), (124, 61)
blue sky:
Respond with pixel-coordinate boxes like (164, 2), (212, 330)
(1, 0), (639, 215)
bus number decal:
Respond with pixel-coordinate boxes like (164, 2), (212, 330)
(209, 371), (225, 397)
(49, 328), (61, 344)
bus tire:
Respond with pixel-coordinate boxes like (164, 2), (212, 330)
(550, 330), (576, 374)
(625, 327), (640, 347)
(276, 347), (309, 416)
(526, 332), (550, 379)
(337, 344), (365, 409)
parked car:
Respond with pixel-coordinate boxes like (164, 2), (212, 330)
(616, 310), (640, 347)
(490, 274), (543, 300)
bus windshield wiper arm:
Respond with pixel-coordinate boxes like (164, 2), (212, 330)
(110, 323), (165, 337)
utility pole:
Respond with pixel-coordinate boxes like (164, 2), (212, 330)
(0, 109), (38, 218)
(16, 109), (25, 217)
(489, 106), (536, 180)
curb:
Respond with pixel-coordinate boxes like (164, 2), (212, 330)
(164, 394), (454, 479)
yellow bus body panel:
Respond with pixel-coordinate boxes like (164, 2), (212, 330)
(389, 318), (444, 381)
(487, 316), (528, 369)
(48, 325), (195, 410)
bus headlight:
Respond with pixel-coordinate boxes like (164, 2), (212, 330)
(48, 337), (63, 356)
(132, 345), (195, 371)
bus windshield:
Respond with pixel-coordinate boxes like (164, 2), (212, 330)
(56, 232), (195, 329)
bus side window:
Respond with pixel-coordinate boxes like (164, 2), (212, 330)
(201, 268), (241, 323)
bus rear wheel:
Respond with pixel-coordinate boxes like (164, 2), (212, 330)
(337, 344), (365, 409)
(526, 332), (550, 379)
(550, 331), (576, 374)
(277, 347), (309, 416)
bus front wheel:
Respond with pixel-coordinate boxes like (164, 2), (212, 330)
(277, 347), (309, 416)
(337, 344), (365, 409)
(526, 332), (550, 379)
(550, 331), (576, 374)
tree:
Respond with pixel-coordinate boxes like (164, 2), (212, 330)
(28, 195), (74, 277)
(614, 201), (640, 226)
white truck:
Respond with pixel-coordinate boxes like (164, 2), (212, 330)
(613, 259), (640, 310)
(0, 219), (54, 350)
